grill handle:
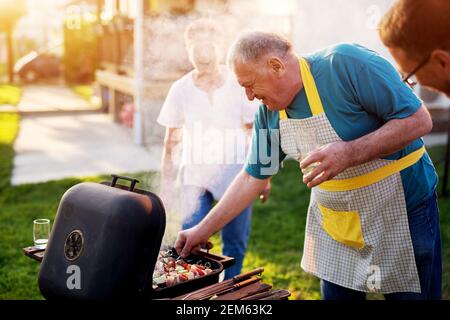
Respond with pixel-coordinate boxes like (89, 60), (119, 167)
(110, 174), (140, 192)
(232, 267), (264, 283)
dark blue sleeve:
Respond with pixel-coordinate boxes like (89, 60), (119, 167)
(352, 53), (423, 122)
(244, 107), (286, 179)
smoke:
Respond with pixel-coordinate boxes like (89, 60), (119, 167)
(128, 1), (292, 248)
(130, 0), (397, 249)
(120, 1), (299, 81)
(153, 125), (253, 248)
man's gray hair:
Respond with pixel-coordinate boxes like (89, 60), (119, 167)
(227, 31), (293, 69)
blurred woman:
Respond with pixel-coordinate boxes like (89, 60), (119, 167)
(157, 19), (269, 279)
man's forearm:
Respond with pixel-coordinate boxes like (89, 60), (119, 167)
(348, 104), (432, 167)
(199, 171), (269, 236)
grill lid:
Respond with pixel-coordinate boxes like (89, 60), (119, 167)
(38, 175), (166, 300)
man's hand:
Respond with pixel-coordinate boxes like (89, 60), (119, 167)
(175, 225), (211, 258)
(300, 141), (353, 188)
(259, 179), (271, 203)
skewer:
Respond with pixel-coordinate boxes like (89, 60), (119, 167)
(179, 268), (264, 300)
(206, 277), (260, 300)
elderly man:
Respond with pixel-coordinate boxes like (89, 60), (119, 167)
(175, 31), (441, 300)
(379, 0), (450, 96)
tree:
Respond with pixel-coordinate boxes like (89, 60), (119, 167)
(0, 0), (27, 83)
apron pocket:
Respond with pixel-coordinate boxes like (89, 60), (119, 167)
(318, 203), (365, 249)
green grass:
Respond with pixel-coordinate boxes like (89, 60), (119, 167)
(0, 112), (449, 299)
(0, 85), (21, 106)
(71, 85), (93, 102)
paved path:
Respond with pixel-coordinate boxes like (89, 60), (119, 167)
(17, 84), (98, 113)
(12, 114), (161, 185)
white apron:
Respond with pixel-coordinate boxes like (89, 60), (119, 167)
(279, 58), (424, 293)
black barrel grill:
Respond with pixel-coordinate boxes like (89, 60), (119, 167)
(37, 175), (235, 300)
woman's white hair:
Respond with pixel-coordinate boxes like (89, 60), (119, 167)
(227, 31), (293, 69)
(184, 18), (223, 46)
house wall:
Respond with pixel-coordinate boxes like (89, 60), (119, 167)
(291, 0), (392, 56)
(140, 0), (297, 146)
(109, 0), (448, 147)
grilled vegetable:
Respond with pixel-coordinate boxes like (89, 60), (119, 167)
(152, 250), (213, 288)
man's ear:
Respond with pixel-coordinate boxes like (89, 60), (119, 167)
(431, 49), (450, 72)
(267, 57), (285, 75)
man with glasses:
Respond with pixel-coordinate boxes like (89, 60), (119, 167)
(379, 0), (450, 96)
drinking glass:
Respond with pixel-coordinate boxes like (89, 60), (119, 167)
(33, 219), (50, 249)
(296, 129), (321, 176)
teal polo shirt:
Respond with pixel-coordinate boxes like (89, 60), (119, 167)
(245, 43), (438, 212)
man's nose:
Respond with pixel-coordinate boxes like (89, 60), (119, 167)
(245, 88), (255, 101)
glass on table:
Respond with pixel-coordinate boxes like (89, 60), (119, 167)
(33, 219), (50, 249)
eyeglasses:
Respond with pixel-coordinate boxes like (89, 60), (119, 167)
(402, 54), (431, 87)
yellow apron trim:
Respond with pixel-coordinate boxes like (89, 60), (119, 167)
(278, 58), (324, 120)
(318, 204), (365, 249)
(319, 146), (426, 192)
(299, 57), (325, 116)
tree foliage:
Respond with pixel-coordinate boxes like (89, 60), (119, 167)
(0, 0), (27, 82)
(0, 0), (27, 32)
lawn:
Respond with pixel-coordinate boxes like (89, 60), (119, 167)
(0, 85), (21, 106)
(0, 112), (448, 300)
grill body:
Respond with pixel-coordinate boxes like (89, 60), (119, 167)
(38, 177), (233, 300)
